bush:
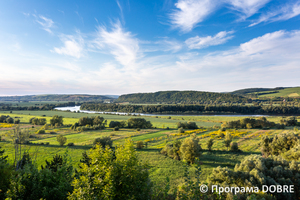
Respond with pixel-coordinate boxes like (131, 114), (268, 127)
(69, 139), (151, 199)
(109, 120), (127, 128)
(30, 117), (46, 125)
(161, 140), (182, 160)
(230, 142), (239, 152)
(180, 134), (202, 164)
(136, 128), (141, 131)
(207, 155), (300, 199)
(136, 141), (144, 149)
(93, 136), (113, 148)
(36, 129), (45, 134)
(113, 127), (119, 131)
(50, 115), (63, 126)
(207, 139), (214, 151)
(178, 127), (184, 133)
(67, 143), (74, 146)
(56, 135), (67, 146)
(127, 118), (152, 128)
(176, 121), (198, 129)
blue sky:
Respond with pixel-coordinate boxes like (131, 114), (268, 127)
(0, 0), (300, 95)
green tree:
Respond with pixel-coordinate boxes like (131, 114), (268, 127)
(56, 135), (67, 146)
(68, 139), (151, 200)
(0, 145), (13, 199)
(50, 115), (63, 126)
(180, 134), (202, 164)
(127, 118), (152, 129)
(207, 139), (214, 151)
(93, 136), (113, 148)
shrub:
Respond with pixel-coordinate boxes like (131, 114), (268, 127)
(136, 128), (141, 131)
(67, 143), (74, 146)
(127, 118), (152, 128)
(69, 140), (151, 199)
(176, 121), (198, 129)
(93, 136), (113, 148)
(36, 129), (45, 134)
(161, 140), (182, 160)
(109, 120), (127, 128)
(56, 135), (67, 146)
(178, 127), (184, 133)
(207, 139), (214, 151)
(113, 127), (119, 131)
(50, 115), (63, 126)
(180, 134), (202, 164)
(230, 142), (239, 152)
(136, 141), (144, 149)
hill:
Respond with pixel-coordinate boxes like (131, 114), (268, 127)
(231, 87), (300, 98)
(116, 91), (248, 104)
(0, 94), (114, 102)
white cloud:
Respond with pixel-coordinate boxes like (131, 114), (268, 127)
(249, 1), (300, 26)
(53, 33), (84, 58)
(35, 15), (54, 33)
(225, 0), (270, 19)
(169, 0), (218, 32)
(185, 31), (234, 49)
(94, 21), (140, 67)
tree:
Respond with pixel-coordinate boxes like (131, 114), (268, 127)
(180, 134), (202, 164)
(56, 135), (67, 146)
(50, 115), (63, 126)
(136, 141), (144, 149)
(0, 145), (12, 199)
(93, 136), (113, 148)
(224, 131), (232, 151)
(68, 139), (151, 200)
(127, 118), (152, 129)
(207, 139), (214, 151)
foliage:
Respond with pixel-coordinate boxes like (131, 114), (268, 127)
(36, 129), (45, 134)
(109, 120), (127, 128)
(0, 145), (12, 199)
(50, 115), (64, 126)
(56, 135), (67, 146)
(180, 134), (202, 164)
(230, 142), (239, 152)
(176, 121), (198, 129)
(136, 141), (144, 149)
(280, 116), (298, 126)
(207, 155), (300, 199)
(78, 116), (105, 126)
(260, 132), (299, 157)
(6, 152), (73, 200)
(207, 139), (214, 151)
(127, 118), (152, 128)
(68, 140), (152, 200)
(30, 117), (47, 125)
(93, 136), (113, 148)
(223, 117), (277, 129)
(178, 127), (184, 133)
(161, 140), (182, 160)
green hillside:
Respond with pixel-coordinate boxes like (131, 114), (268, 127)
(116, 90), (248, 103)
(0, 94), (114, 102)
(231, 87), (300, 98)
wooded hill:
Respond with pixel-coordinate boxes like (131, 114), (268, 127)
(0, 94), (114, 102)
(116, 91), (249, 104)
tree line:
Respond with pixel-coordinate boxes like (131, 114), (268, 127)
(81, 103), (300, 115)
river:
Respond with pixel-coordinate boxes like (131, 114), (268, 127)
(54, 106), (268, 117)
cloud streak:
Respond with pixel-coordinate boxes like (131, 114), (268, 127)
(94, 21), (141, 67)
(53, 33), (85, 58)
(35, 15), (54, 33)
(185, 31), (234, 49)
(249, 1), (300, 26)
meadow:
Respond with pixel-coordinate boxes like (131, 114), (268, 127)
(0, 110), (299, 191)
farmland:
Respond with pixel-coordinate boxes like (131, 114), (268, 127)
(1, 109), (299, 195)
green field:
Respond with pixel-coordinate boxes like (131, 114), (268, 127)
(0, 110), (299, 191)
(254, 87), (300, 97)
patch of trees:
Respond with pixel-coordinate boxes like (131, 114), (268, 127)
(81, 103), (300, 115)
(127, 118), (152, 128)
(161, 134), (202, 164)
(0, 102), (78, 111)
(223, 117), (277, 129)
(176, 121), (198, 129)
(116, 90), (248, 104)
(0, 115), (14, 124)
(260, 132), (300, 160)
(207, 155), (300, 199)
(109, 120), (127, 128)
(50, 115), (63, 127)
(29, 117), (47, 125)
(71, 116), (107, 131)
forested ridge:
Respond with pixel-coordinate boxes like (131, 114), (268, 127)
(116, 91), (248, 104)
(0, 94), (114, 102)
(81, 103), (300, 115)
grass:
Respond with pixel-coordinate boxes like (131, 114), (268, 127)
(254, 87), (300, 97)
(1, 110), (299, 191)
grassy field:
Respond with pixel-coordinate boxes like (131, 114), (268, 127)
(253, 87), (300, 97)
(0, 110), (299, 191)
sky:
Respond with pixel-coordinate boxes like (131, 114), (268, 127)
(0, 0), (300, 96)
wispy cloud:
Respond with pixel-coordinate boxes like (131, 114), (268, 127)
(52, 32), (85, 58)
(185, 31), (234, 49)
(249, 1), (300, 26)
(225, 0), (270, 19)
(116, 0), (125, 25)
(169, 0), (218, 32)
(94, 21), (141, 67)
(35, 15), (54, 33)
